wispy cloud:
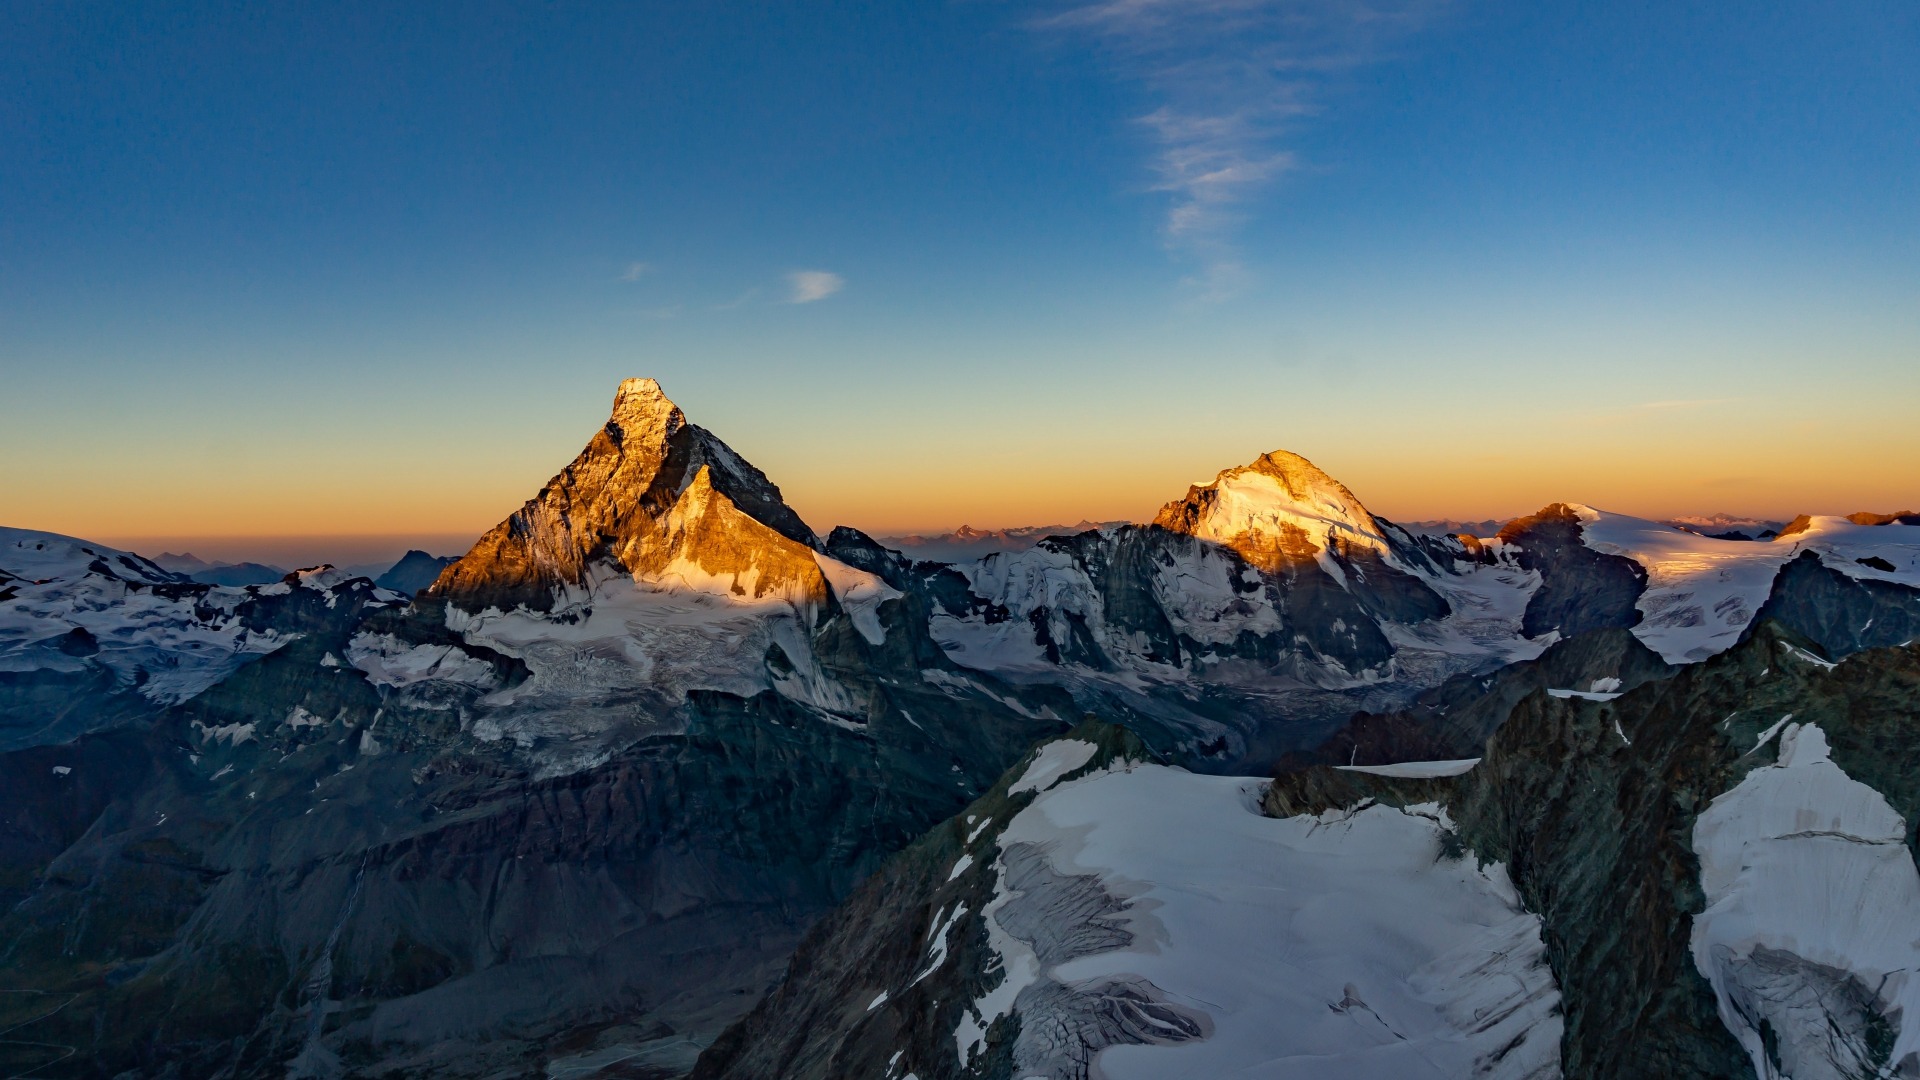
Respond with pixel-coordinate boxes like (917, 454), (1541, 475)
(710, 288), (761, 312)
(786, 270), (845, 304)
(619, 261), (655, 282)
(1040, 0), (1437, 300)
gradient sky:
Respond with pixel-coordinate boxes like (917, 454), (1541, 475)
(4, 1), (1917, 562)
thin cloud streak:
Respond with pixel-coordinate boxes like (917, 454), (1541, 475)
(786, 270), (845, 304)
(619, 261), (655, 281)
(710, 288), (761, 311)
(1040, 0), (1438, 301)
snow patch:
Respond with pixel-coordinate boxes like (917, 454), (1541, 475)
(1009, 740), (1098, 794)
(1692, 722), (1920, 1079)
(1336, 758), (1481, 778)
(966, 766), (1561, 1078)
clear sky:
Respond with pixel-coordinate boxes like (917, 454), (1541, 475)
(4, 1), (1917, 561)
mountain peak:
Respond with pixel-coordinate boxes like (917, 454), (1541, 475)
(1244, 450), (1366, 506)
(428, 378), (818, 612)
(1152, 449), (1392, 572)
(608, 377), (681, 442)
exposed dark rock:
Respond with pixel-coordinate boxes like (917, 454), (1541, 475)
(1497, 503), (1648, 638)
(1295, 626), (1676, 767)
(190, 561), (289, 587)
(1746, 550), (1920, 659)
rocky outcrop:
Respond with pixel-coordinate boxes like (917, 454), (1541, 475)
(1299, 625), (1677, 767)
(1496, 503), (1648, 638)
(1746, 549), (1920, 658)
(428, 379), (819, 614)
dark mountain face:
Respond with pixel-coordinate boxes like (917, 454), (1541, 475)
(1746, 549), (1920, 658)
(373, 550), (457, 595)
(1491, 503), (1649, 639)
(190, 561), (291, 587)
(1295, 625), (1678, 768)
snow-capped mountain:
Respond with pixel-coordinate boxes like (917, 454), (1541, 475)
(428, 377), (820, 614)
(4, 376), (1919, 1079)
(0, 379), (1076, 1078)
(0, 528), (403, 748)
(818, 453), (1920, 769)
(373, 377), (1050, 759)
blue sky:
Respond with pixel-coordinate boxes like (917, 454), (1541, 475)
(3, 1), (1916, 551)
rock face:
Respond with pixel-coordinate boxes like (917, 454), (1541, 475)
(1492, 503), (1649, 639)
(428, 378), (819, 614)
(1747, 549), (1920, 658)
(1299, 625), (1676, 768)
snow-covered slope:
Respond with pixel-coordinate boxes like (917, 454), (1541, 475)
(0, 528), (411, 749)
(1573, 507), (1920, 662)
(0, 527), (283, 705)
(1152, 450), (1419, 577)
(953, 751), (1561, 1079)
(1693, 721), (1920, 1079)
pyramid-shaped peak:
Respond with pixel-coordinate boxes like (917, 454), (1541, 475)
(427, 378), (817, 613)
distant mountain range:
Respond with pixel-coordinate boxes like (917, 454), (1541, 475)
(3, 377), (1917, 1079)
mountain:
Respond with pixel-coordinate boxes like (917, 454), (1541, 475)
(0, 529), (327, 749)
(1401, 516), (1508, 537)
(4, 377), (1920, 1078)
(0, 380), (1069, 1079)
(151, 550), (212, 573)
(426, 377), (818, 615)
(152, 550), (293, 586)
(372, 550), (457, 595)
(833, 461), (1920, 772)
(696, 626), (1920, 1080)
